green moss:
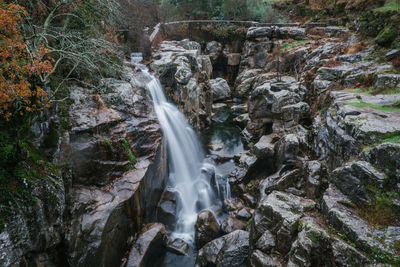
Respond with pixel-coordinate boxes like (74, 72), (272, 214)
(297, 221), (303, 232)
(375, 26), (398, 46)
(345, 100), (400, 112)
(309, 234), (318, 243)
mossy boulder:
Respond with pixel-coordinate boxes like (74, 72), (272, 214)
(375, 26), (398, 46)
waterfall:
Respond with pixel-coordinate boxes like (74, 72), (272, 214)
(137, 60), (216, 242)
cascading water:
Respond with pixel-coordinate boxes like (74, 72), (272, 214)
(147, 76), (215, 241)
(132, 54), (218, 243)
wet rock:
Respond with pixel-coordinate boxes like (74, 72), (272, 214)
(252, 191), (315, 254)
(287, 217), (331, 266)
(332, 238), (369, 266)
(367, 143), (400, 182)
(260, 169), (301, 197)
(234, 69), (263, 98)
(251, 135), (275, 158)
(274, 134), (300, 168)
(0, 173), (65, 267)
(195, 210), (220, 248)
(249, 250), (282, 267)
(375, 73), (400, 90)
(210, 78), (231, 102)
(233, 113), (250, 128)
(230, 104), (247, 114)
(227, 53), (241, 66)
(159, 63), (177, 88)
(331, 161), (387, 206)
(236, 209), (252, 221)
(196, 230), (249, 267)
(166, 238), (190, 256)
(234, 150), (257, 169)
(220, 216), (246, 234)
(127, 223), (166, 267)
(212, 103), (228, 112)
(255, 230), (275, 254)
(304, 160), (328, 199)
(157, 188), (178, 230)
(321, 186), (400, 261)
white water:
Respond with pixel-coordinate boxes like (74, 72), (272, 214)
(132, 54), (217, 242)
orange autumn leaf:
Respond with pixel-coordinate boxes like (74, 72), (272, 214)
(0, 3), (54, 120)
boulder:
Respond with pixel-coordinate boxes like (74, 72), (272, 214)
(255, 230), (276, 254)
(157, 188), (178, 230)
(367, 143), (400, 182)
(330, 161), (387, 206)
(374, 74), (400, 90)
(195, 210), (220, 248)
(249, 250), (282, 267)
(252, 191), (315, 254)
(332, 238), (370, 266)
(287, 217), (331, 266)
(166, 238), (190, 256)
(127, 223), (166, 267)
(220, 216), (246, 234)
(195, 230), (250, 267)
(247, 27), (274, 39)
(210, 78), (231, 102)
(251, 135), (275, 158)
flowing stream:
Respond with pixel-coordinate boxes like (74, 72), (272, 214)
(131, 53), (240, 266)
(132, 54), (218, 243)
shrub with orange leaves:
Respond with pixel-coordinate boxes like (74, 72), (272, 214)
(0, 3), (54, 120)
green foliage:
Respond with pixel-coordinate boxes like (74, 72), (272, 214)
(245, 218), (253, 230)
(121, 138), (136, 170)
(161, 0), (285, 22)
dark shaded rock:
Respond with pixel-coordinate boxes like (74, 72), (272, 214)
(330, 161), (387, 206)
(304, 160), (328, 200)
(195, 230), (249, 267)
(332, 238), (369, 266)
(367, 143), (400, 182)
(157, 188), (178, 230)
(252, 191), (315, 254)
(159, 63), (177, 89)
(166, 238), (189, 256)
(321, 186), (400, 261)
(247, 27), (274, 39)
(0, 173), (65, 266)
(195, 210), (220, 248)
(127, 223), (166, 267)
(249, 250), (282, 267)
(287, 217), (332, 266)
